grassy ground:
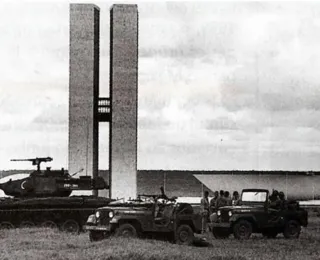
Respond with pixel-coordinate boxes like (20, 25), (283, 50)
(0, 216), (319, 260)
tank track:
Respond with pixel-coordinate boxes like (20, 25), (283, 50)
(0, 196), (112, 232)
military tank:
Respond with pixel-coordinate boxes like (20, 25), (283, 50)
(0, 157), (113, 233)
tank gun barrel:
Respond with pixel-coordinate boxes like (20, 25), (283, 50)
(11, 157), (53, 171)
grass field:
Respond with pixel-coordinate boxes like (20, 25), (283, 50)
(0, 215), (319, 260)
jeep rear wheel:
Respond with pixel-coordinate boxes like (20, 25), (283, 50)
(212, 228), (230, 239)
(89, 231), (105, 242)
(115, 223), (138, 238)
(283, 220), (301, 239)
(233, 220), (252, 240)
(175, 225), (194, 245)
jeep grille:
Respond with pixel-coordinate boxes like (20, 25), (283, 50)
(221, 211), (229, 222)
(98, 211), (111, 225)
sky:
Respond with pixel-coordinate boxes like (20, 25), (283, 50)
(1, 1), (320, 171)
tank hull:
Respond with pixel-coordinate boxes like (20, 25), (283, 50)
(0, 196), (113, 230)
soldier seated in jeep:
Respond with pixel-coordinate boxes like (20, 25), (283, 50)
(208, 188), (308, 240)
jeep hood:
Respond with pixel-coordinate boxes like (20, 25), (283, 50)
(98, 204), (152, 211)
(220, 205), (264, 211)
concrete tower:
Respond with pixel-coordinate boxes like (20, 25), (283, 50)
(69, 4), (100, 191)
(109, 5), (138, 199)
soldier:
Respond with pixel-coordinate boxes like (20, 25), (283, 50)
(216, 190), (226, 209)
(278, 191), (287, 209)
(279, 191), (285, 200)
(200, 190), (209, 233)
(232, 191), (240, 206)
(209, 191), (219, 214)
(269, 190), (281, 209)
(155, 187), (172, 218)
(224, 191), (232, 206)
(210, 190), (227, 224)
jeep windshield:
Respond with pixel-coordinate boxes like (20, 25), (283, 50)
(241, 191), (267, 203)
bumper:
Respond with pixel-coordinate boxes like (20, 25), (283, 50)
(83, 225), (111, 232)
(210, 222), (231, 228)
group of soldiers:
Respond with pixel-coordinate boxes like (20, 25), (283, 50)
(200, 189), (290, 233)
(200, 190), (240, 233)
(269, 190), (288, 209)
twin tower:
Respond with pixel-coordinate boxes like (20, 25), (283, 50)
(68, 4), (138, 199)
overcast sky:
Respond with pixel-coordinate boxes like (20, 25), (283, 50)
(1, 1), (320, 171)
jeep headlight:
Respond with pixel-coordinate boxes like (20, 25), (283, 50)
(217, 210), (221, 216)
(87, 214), (96, 223)
(95, 211), (101, 218)
(228, 211), (233, 217)
(108, 211), (114, 218)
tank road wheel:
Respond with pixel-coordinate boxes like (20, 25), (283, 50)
(62, 219), (80, 234)
(175, 225), (194, 246)
(283, 220), (301, 239)
(89, 231), (105, 242)
(212, 228), (230, 239)
(233, 220), (252, 240)
(20, 221), (35, 229)
(0, 222), (14, 230)
(41, 221), (58, 229)
(115, 223), (138, 238)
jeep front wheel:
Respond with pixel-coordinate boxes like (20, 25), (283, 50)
(175, 225), (194, 245)
(212, 228), (230, 239)
(89, 231), (105, 242)
(233, 220), (252, 240)
(115, 223), (138, 238)
(283, 220), (301, 239)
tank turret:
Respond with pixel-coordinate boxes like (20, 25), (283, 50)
(0, 157), (108, 198)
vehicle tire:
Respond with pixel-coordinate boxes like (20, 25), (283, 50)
(212, 228), (230, 239)
(115, 223), (138, 238)
(233, 220), (252, 240)
(283, 220), (301, 239)
(20, 221), (35, 229)
(0, 222), (14, 230)
(61, 219), (80, 234)
(262, 229), (278, 238)
(41, 220), (58, 229)
(89, 231), (105, 242)
(175, 225), (194, 245)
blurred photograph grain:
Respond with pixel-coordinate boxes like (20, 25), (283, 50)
(0, 1), (320, 260)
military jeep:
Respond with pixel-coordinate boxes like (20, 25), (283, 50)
(83, 191), (202, 245)
(209, 189), (308, 240)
